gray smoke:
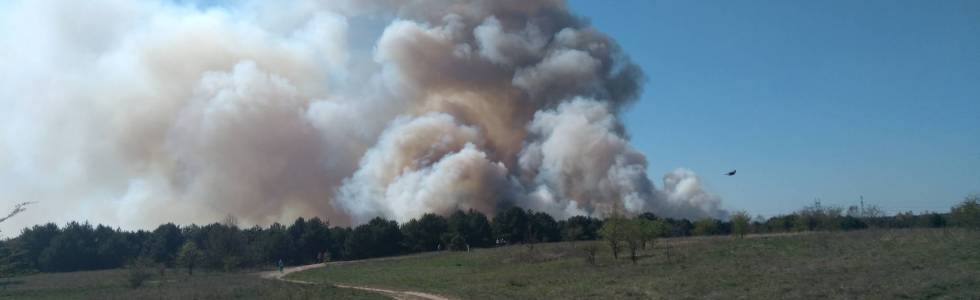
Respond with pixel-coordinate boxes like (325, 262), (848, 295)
(0, 0), (725, 234)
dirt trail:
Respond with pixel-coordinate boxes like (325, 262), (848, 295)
(259, 260), (452, 300)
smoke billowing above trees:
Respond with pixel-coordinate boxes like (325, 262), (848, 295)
(0, 0), (725, 233)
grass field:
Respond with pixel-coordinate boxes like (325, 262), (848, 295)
(0, 268), (384, 300)
(291, 229), (980, 299)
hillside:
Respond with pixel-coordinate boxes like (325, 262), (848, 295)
(290, 229), (980, 299)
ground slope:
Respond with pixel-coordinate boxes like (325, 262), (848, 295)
(263, 262), (451, 300)
(0, 268), (384, 300)
(290, 229), (980, 299)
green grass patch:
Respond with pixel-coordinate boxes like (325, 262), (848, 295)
(291, 229), (980, 299)
(0, 268), (385, 300)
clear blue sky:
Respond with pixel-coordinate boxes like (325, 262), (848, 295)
(569, 0), (980, 216)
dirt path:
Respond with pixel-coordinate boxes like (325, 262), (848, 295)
(259, 261), (452, 300)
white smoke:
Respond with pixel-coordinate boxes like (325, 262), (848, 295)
(0, 0), (726, 234)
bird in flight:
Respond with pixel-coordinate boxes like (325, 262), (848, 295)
(725, 170), (737, 176)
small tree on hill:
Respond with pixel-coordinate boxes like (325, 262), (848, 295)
(176, 241), (201, 275)
(730, 211), (750, 239)
(636, 218), (665, 249)
(622, 219), (643, 264)
(599, 216), (628, 259)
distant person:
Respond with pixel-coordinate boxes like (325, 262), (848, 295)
(277, 258), (284, 273)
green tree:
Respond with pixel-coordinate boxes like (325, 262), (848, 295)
(637, 218), (667, 249)
(148, 223), (184, 266)
(201, 223), (246, 270)
(922, 212), (947, 228)
(261, 223), (296, 265)
(528, 211), (560, 243)
(447, 210), (493, 248)
(176, 241), (201, 275)
(730, 211), (751, 239)
(693, 219), (720, 236)
(464, 210), (494, 247)
(302, 217), (332, 262)
(344, 217), (402, 259)
(0, 241), (31, 277)
(492, 207), (528, 244)
(599, 216), (628, 259)
(38, 222), (98, 272)
(94, 225), (129, 269)
(328, 227), (351, 260)
(401, 213), (448, 252)
(17, 223), (60, 271)
(622, 219), (644, 264)
(560, 216), (602, 241)
(950, 195), (980, 229)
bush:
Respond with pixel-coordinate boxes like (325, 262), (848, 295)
(176, 241), (200, 275)
(951, 195), (980, 229)
(125, 257), (154, 288)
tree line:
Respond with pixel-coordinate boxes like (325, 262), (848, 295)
(1, 195), (977, 276)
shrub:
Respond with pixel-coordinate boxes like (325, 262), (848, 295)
(950, 195), (980, 229)
(125, 257), (154, 288)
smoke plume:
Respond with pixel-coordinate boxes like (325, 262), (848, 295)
(0, 0), (725, 233)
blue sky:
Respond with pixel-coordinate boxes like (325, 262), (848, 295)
(568, 0), (980, 216)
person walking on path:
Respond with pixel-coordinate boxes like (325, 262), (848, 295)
(277, 258), (284, 273)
